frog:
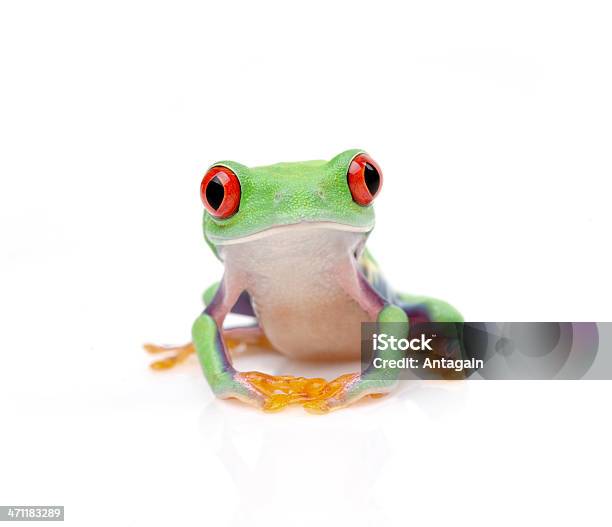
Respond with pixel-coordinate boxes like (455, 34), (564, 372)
(145, 149), (462, 413)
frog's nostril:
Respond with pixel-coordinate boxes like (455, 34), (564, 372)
(316, 189), (325, 199)
(274, 191), (283, 203)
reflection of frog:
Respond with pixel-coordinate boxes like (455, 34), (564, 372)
(146, 150), (462, 412)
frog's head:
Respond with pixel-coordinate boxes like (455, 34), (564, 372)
(200, 149), (383, 257)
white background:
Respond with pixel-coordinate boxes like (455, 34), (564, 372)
(1, 1), (611, 525)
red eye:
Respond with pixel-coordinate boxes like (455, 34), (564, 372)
(347, 153), (383, 206)
(200, 166), (241, 219)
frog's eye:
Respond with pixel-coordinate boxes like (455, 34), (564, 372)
(347, 153), (383, 206)
(200, 166), (241, 219)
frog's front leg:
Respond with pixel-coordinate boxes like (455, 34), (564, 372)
(304, 272), (409, 413)
(192, 275), (272, 408)
(193, 313), (329, 410)
(192, 315), (271, 408)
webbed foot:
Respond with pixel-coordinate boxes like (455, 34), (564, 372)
(144, 342), (195, 370)
(239, 372), (328, 411)
(302, 373), (394, 414)
(223, 372), (393, 413)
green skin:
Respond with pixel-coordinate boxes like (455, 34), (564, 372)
(192, 149), (462, 412)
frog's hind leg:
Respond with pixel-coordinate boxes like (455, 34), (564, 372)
(395, 293), (463, 323)
(396, 293), (465, 376)
(145, 325), (272, 370)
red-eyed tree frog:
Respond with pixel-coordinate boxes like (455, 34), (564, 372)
(146, 150), (462, 412)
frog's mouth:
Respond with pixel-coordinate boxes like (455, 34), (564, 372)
(208, 221), (372, 246)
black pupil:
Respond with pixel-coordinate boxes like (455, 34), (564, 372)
(364, 162), (380, 196)
(206, 176), (225, 210)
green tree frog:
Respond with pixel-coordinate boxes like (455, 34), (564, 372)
(146, 150), (462, 412)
